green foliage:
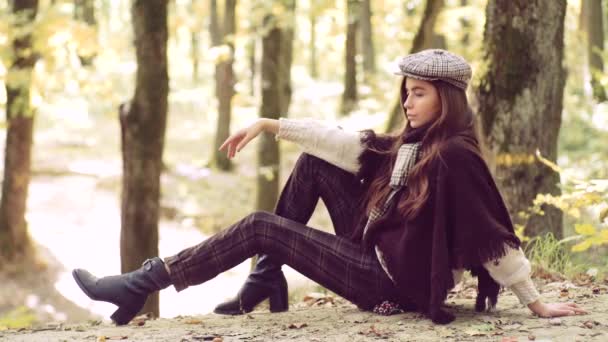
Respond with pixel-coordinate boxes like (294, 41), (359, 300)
(516, 151), (608, 254)
(522, 232), (581, 278)
(0, 306), (36, 330)
(0, 3), (98, 71)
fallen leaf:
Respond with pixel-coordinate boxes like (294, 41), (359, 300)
(501, 324), (522, 331)
(97, 337), (106, 342)
(358, 324), (390, 338)
(184, 319), (204, 325)
(192, 335), (220, 341)
(466, 323), (495, 335)
(288, 322), (308, 329)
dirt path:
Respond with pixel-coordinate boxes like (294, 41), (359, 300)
(2, 281), (606, 342)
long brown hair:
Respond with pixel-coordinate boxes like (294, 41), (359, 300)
(361, 78), (485, 221)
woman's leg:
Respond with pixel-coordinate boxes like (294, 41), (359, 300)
(166, 211), (395, 311)
(214, 152), (367, 314)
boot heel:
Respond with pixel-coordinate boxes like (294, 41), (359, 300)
(110, 305), (139, 325)
(268, 283), (288, 312)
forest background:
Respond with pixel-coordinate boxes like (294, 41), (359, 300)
(0, 0), (607, 331)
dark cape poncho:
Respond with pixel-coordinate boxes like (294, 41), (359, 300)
(351, 126), (521, 324)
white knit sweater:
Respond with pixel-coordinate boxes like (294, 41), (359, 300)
(274, 117), (540, 306)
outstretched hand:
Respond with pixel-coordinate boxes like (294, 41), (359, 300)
(218, 120), (265, 159)
(528, 300), (588, 318)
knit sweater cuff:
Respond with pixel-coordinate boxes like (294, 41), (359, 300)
(275, 117), (308, 142)
(509, 278), (540, 306)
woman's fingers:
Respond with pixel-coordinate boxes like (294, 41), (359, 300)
(219, 138), (230, 151)
(235, 133), (253, 152)
(563, 302), (586, 312)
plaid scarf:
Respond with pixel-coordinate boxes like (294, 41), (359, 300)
(362, 142), (421, 240)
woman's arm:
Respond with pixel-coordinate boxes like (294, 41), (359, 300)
(269, 117), (365, 174)
(220, 117), (365, 174)
(483, 246), (588, 317)
(259, 118), (279, 135)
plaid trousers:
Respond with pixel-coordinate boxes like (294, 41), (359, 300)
(164, 153), (399, 310)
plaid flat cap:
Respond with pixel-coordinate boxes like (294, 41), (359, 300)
(389, 49), (472, 90)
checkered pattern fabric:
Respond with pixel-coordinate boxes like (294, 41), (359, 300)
(389, 49), (471, 90)
(362, 142), (421, 239)
(164, 153), (399, 311)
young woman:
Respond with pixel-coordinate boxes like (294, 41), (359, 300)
(72, 49), (587, 325)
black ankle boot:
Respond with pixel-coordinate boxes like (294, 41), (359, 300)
(72, 257), (172, 325)
(213, 271), (288, 315)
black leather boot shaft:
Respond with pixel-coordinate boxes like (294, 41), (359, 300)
(213, 264), (288, 315)
(72, 257), (172, 325)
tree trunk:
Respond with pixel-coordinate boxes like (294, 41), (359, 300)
(309, 7), (318, 79)
(120, 0), (168, 318)
(583, 0), (606, 102)
(386, 0), (445, 132)
(190, 0), (200, 83)
(279, 0), (295, 116)
(73, 0), (96, 66)
(256, 4), (294, 212)
(359, 0), (375, 75)
(459, 0), (470, 45)
(209, 0), (221, 47)
(476, 0), (566, 239)
(0, 0), (38, 266)
(247, 33), (256, 96)
(212, 0), (236, 171)
(340, 0), (359, 115)
(74, 0), (95, 24)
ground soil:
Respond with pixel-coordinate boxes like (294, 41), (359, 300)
(2, 278), (607, 342)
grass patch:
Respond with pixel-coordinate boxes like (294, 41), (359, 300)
(524, 232), (590, 280)
(0, 306), (36, 330)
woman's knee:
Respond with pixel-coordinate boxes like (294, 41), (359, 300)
(242, 211), (282, 249)
(243, 211), (281, 234)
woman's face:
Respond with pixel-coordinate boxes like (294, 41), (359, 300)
(403, 78), (441, 128)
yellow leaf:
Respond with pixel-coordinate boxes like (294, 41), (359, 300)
(567, 207), (581, 219)
(599, 229), (608, 243)
(535, 149), (562, 173)
(574, 223), (596, 236)
(600, 207), (608, 223)
(571, 239), (593, 252)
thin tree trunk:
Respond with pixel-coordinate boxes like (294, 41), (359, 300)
(212, 0), (236, 171)
(256, 16), (282, 213)
(280, 0), (295, 116)
(120, 0), (168, 318)
(341, 0), (359, 115)
(583, 0), (606, 102)
(385, 0), (445, 132)
(476, 0), (566, 239)
(309, 7), (318, 79)
(247, 33), (256, 96)
(73, 0), (96, 66)
(74, 0), (95, 24)
(0, 0), (38, 266)
(256, 1), (294, 212)
(209, 0), (221, 46)
(190, 0), (200, 83)
(459, 0), (470, 45)
(360, 0), (375, 75)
